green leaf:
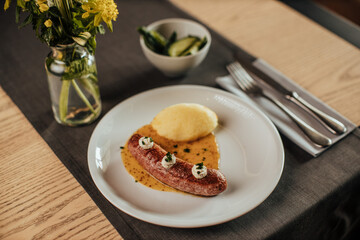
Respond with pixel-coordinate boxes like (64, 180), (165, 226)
(87, 37), (96, 54)
(19, 13), (33, 29)
(72, 15), (85, 29)
(42, 27), (53, 45)
(97, 25), (105, 35)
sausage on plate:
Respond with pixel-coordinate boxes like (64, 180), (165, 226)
(127, 134), (227, 196)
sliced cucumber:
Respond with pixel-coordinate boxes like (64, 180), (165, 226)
(168, 37), (199, 57)
(137, 26), (167, 54)
(164, 32), (177, 54)
(180, 40), (201, 56)
(137, 26), (207, 57)
(149, 30), (166, 47)
(198, 36), (208, 51)
(182, 36), (207, 56)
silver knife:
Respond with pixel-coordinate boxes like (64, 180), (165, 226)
(234, 52), (347, 134)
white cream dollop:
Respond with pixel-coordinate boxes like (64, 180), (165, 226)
(192, 163), (207, 179)
(138, 136), (154, 149)
(161, 152), (176, 169)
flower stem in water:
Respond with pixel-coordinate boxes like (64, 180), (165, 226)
(59, 80), (70, 122)
(71, 79), (96, 114)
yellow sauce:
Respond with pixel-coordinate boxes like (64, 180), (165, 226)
(121, 124), (220, 193)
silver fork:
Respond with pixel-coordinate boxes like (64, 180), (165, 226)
(227, 62), (332, 147)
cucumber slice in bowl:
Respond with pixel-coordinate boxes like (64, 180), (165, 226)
(138, 26), (167, 54)
(138, 26), (208, 57)
(168, 37), (199, 57)
(180, 37), (208, 56)
(149, 30), (167, 47)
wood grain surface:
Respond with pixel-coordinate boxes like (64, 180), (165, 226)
(1, 0), (360, 239)
(0, 87), (122, 239)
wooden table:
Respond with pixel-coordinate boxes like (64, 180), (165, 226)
(1, 0), (359, 239)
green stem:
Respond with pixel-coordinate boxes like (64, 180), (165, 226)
(71, 79), (96, 114)
(59, 80), (70, 122)
(79, 75), (100, 105)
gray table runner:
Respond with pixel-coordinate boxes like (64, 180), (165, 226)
(1, 1), (359, 239)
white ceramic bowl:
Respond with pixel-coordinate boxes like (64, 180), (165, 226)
(139, 18), (211, 77)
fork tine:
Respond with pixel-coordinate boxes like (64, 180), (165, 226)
(226, 64), (249, 91)
(233, 62), (254, 86)
(227, 62), (254, 92)
(232, 62), (256, 92)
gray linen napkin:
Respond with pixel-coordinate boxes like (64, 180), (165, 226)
(216, 64), (356, 156)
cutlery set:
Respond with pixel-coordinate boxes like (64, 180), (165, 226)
(226, 61), (347, 148)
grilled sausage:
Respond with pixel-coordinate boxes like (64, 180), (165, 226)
(127, 134), (227, 196)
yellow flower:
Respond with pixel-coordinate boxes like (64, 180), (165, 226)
(44, 19), (52, 28)
(82, 0), (119, 31)
(82, 12), (89, 19)
(82, 2), (96, 13)
(36, 0), (49, 12)
(4, 0), (11, 10)
(39, 3), (49, 12)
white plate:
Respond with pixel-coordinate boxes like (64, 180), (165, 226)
(88, 85), (284, 228)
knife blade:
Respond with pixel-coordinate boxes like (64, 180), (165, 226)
(233, 51), (347, 134)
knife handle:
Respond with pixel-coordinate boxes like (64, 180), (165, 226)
(290, 92), (347, 134)
(263, 92), (332, 147)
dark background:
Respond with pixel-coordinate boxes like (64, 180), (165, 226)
(313, 0), (360, 25)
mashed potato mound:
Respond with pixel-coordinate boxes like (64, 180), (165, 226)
(151, 103), (218, 142)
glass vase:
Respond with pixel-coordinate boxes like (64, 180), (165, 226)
(45, 43), (101, 126)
